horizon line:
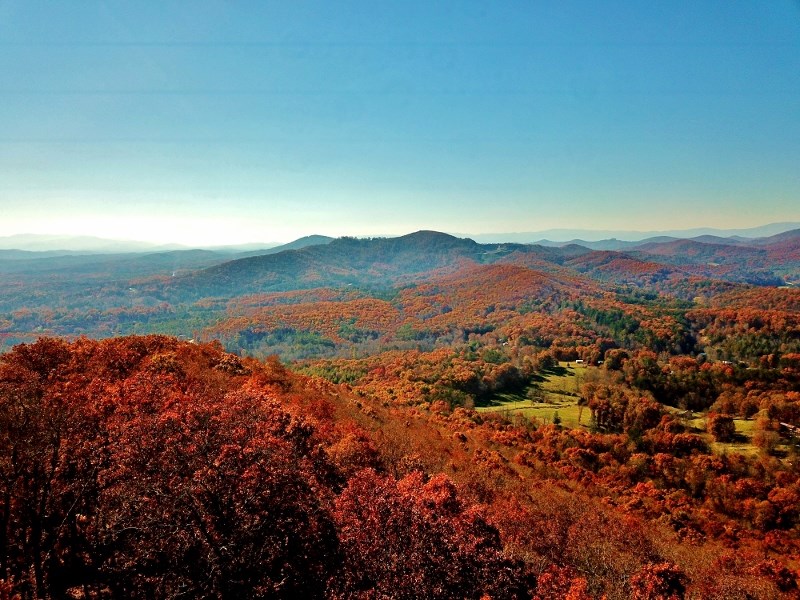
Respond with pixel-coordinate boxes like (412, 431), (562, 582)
(0, 220), (798, 251)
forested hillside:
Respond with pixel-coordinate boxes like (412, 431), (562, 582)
(2, 336), (799, 599)
(1, 231), (800, 598)
(1, 230), (798, 353)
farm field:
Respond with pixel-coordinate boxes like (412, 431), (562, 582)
(477, 363), (589, 428)
(661, 406), (761, 455)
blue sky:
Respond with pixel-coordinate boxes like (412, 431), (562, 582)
(0, 1), (798, 245)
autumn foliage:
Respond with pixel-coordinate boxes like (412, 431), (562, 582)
(0, 336), (536, 599)
(2, 332), (800, 598)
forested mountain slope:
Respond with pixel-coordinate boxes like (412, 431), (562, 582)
(2, 336), (799, 598)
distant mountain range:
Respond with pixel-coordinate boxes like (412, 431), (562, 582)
(0, 235), (333, 260)
(2, 227), (799, 290)
(0, 234), (189, 254)
(0, 227), (798, 344)
(464, 222), (800, 245)
(139, 228), (798, 302)
(0, 234), (286, 254)
(2, 222), (798, 253)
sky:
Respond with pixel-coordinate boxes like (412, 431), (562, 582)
(0, 1), (799, 246)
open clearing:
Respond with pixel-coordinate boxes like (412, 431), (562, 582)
(479, 365), (765, 455)
(477, 363), (589, 428)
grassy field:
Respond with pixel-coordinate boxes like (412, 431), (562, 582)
(479, 365), (763, 455)
(664, 406), (761, 455)
(477, 363), (589, 428)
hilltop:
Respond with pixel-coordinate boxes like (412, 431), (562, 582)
(0, 227), (799, 353)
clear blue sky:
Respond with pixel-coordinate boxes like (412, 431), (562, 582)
(1, 1), (798, 244)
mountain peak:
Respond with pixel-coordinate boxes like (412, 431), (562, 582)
(395, 230), (474, 247)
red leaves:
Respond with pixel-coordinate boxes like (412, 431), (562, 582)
(95, 378), (334, 596)
(629, 562), (687, 600)
(0, 337), (341, 598)
(534, 566), (592, 600)
(3, 334), (800, 598)
(332, 469), (532, 599)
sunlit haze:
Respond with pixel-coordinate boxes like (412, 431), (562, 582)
(1, 2), (799, 245)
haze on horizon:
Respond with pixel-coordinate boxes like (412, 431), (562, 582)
(1, 2), (798, 247)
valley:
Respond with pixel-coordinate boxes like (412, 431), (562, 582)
(1, 228), (800, 598)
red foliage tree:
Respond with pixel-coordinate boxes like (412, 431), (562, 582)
(706, 413), (736, 443)
(629, 562), (687, 599)
(331, 469), (532, 599)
